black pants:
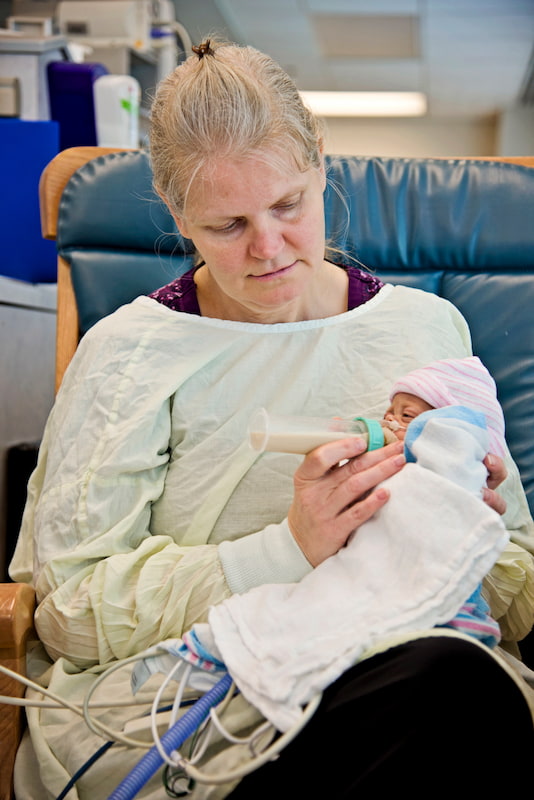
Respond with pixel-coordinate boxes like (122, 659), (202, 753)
(226, 636), (534, 798)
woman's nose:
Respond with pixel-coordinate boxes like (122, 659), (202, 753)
(248, 222), (284, 260)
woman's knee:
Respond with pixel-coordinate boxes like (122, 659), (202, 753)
(324, 635), (532, 732)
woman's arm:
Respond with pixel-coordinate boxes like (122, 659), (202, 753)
(10, 312), (239, 668)
(11, 307), (313, 667)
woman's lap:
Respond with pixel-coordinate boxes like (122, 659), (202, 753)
(227, 635), (534, 798)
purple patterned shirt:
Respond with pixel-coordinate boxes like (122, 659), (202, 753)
(148, 265), (384, 314)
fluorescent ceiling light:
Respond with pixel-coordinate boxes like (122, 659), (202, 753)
(300, 91), (427, 117)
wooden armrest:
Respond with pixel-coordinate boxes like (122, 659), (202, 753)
(0, 583), (36, 800)
(0, 583), (35, 651)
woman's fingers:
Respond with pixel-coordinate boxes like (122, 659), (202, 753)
(288, 438), (406, 566)
(296, 437), (404, 481)
(484, 453), (507, 491)
(294, 435), (369, 480)
(330, 444), (405, 514)
(482, 487), (507, 516)
(482, 454), (507, 516)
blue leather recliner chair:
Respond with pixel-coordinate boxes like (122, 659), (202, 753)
(0, 148), (533, 800)
(55, 150), (534, 516)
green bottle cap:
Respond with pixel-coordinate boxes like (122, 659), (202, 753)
(353, 417), (385, 451)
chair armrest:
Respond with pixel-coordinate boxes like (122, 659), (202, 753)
(0, 583), (35, 650)
(0, 583), (36, 800)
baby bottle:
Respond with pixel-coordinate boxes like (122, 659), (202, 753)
(248, 408), (386, 455)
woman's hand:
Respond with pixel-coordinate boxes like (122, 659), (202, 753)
(483, 453), (507, 516)
(287, 438), (406, 567)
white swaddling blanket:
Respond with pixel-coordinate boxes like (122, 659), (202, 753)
(205, 407), (510, 732)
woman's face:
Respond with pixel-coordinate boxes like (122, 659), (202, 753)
(174, 153), (329, 322)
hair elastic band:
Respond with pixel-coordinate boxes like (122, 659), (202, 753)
(192, 40), (215, 59)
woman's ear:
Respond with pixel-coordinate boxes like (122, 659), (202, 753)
(155, 186), (191, 239)
(174, 215), (191, 240)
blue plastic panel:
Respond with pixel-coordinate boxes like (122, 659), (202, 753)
(0, 118), (59, 282)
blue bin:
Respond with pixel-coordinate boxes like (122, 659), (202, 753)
(47, 61), (109, 150)
(0, 118), (59, 283)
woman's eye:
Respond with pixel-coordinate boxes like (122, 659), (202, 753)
(212, 220), (241, 234)
(275, 197), (301, 215)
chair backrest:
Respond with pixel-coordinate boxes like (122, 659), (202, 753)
(39, 146), (196, 392)
(322, 154), (534, 515)
(40, 147), (534, 513)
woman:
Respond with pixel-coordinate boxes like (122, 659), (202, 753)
(11, 39), (534, 798)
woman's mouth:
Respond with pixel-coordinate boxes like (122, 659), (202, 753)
(250, 263), (296, 281)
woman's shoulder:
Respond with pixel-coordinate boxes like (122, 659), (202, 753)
(344, 265), (384, 309)
(148, 268), (201, 314)
(385, 281), (462, 311)
(60, 296), (205, 400)
(73, 293), (193, 370)
(342, 264), (457, 316)
(380, 282), (472, 345)
(82, 294), (170, 338)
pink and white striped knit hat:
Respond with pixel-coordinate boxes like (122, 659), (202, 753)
(390, 356), (506, 457)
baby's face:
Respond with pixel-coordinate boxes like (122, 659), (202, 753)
(383, 392), (434, 440)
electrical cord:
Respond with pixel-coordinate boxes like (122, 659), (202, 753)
(0, 660), (178, 712)
(1, 650), (323, 797)
(55, 740), (115, 800)
(107, 673), (235, 799)
(54, 699), (203, 800)
(82, 649), (196, 748)
(150, 661), (193, 768)
(0, 664), (89, 718)
(145, 665), (322, 787)
(1, 651), (197, 751)
(180, 690), (322, 785)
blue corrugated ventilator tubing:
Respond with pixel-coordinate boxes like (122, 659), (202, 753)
(107, 672), (234, 800)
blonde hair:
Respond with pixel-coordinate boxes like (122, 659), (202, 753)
(149, 39), (324, 218)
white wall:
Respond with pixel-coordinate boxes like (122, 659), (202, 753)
(496, 107), (534, 156)
(321, 115), (498, 158)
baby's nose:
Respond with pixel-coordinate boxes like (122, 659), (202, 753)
(383, 416), (403, 431)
